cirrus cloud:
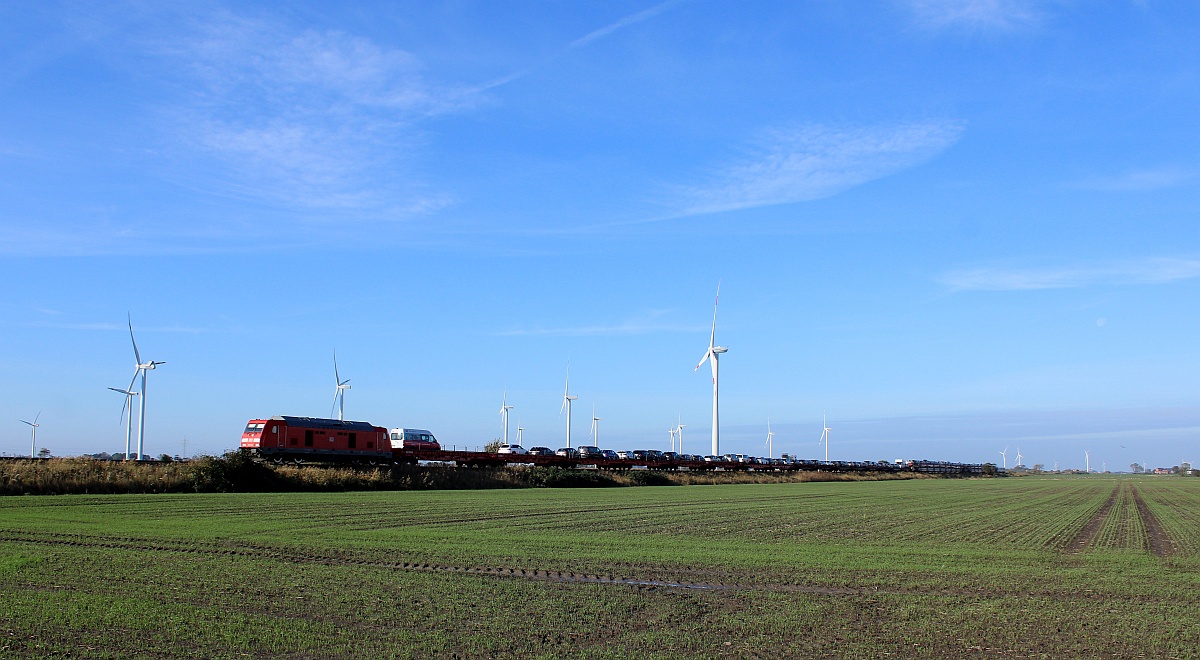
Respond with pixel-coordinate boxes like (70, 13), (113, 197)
(940, 257), (1200, 291)
(669, 120), (965, 217)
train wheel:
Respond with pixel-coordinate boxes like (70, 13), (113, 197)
(271, 457), (284, 465)
(293, 457), (305, 466)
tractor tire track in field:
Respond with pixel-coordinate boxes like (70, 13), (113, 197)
(1064, 483), (1119, 553)
(0, 530), (873, 596)
(1130, 483), (1175, 557)
(0, 530), (741, 592)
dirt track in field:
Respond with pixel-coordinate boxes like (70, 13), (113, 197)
(1130, 483), (1175, 557)
(0, 530), (992, 598)
(1066, 483), (1119, 552)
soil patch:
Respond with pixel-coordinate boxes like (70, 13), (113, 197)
(1130, 484), (1175, 557)
(1064, 483), (1119, 552)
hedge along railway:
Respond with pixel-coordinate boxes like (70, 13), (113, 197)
(238, 415), (997, 476)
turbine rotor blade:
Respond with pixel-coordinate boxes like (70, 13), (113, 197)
(128, 314), (142, 365)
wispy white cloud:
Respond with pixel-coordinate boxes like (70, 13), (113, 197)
(499, 310), (705, 337)
(155, 12), (474, 213)
(1068, 167), (1198, 192)
(904, 0), (1046, 31)
(6, 320), (208, 333)
(570, 0), (683, 48)
(670, 121), (964, 217)
(941, 257), (1200, 291)
(478, 1), (685, 92)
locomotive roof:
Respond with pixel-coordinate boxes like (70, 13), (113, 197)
(272, 416), (379, 431)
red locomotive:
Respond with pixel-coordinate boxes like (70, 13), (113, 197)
(240, 416), (391, 465)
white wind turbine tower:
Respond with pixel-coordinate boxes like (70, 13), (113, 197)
(561, 364), (578, 448)
(694, 283), (728, 457)
(515, 421), (524, 446)
(1016, 447), (1024, 468)
(999, 445), (1009, 470)
(765, 419), (775, 459)
(819, 414), (831, 462)
(20, 412), (41, 459)
(668, 426), (678, 452)
(332, 352), (351, 421)
(108, 387), (140, 460)
(127, 315), (165, 460)
(1085, 450), (1091, 473)
(590, 404), (601, 446)
(675, 417), (686, 455)
(500, 388), (514, 446)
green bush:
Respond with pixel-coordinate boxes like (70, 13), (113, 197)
(622, 470), (675, 487)
(189, 449), (280, 492)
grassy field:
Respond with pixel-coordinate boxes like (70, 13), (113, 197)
(2, 476), (1199, 657)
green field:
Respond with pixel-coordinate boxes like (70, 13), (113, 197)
(2, 476), (1199, 658)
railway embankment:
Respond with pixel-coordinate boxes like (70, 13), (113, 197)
(0, 451), (921, 496)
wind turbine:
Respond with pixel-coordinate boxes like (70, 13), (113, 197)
(560, 364), (578, 448)
(590, 404), (601, 446)
(127, 315), (165, 460)
(500, 388), (514, 446)
(1016, 447), (1024, 468)
(515, 420), (524, 446)
(999, 445), (1009, 470)
(675, 417), (686, 455)
(694, 283), (728, 456)
(108, 387), (140, 460)
(19, 412), (41, 459)
(819, 414), (831, 462)
(668, 426), (678, 452)
(765, 419), (775, 459)
(331, 352), (351, 421)
(1085, 450), (1091, 473)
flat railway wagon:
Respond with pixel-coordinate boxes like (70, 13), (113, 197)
(239, 417), (994, 475)
(240, 416), (391, 465)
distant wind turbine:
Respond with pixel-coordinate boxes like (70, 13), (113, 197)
(999, 445), (1009, 470)
(332, 351), (351, 421)
(675, 417), (686, 454)
(668, 426), (678, 452)
(108, 387), (140, 460)
(515, 419), (524, 446)
(819, 414), (831, 462)
(561, 363), (578, 448)
(694, 282), (728, 456)
(1085, 450), (1091, 473)
(127, 315), (165, 460)
(590, 404), (601, 446)
(1016, 447), (1024, 468)
(765, 419), (774, 459)
(20, 412), (41, 459)
(500, 387), (514, 446)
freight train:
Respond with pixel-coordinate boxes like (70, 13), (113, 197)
(239, 416), (997, 475)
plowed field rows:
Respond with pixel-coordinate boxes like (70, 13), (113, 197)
(2, 476), (1199, 658)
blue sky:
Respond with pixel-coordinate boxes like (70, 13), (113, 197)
(3, 1), (1199, 470)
